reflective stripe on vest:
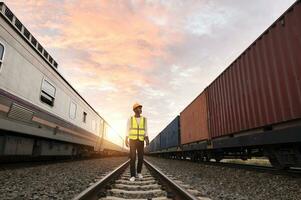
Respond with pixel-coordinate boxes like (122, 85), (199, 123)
(129, 116), (145, 141)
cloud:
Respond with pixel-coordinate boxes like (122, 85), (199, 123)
(4, 0), (296, 140)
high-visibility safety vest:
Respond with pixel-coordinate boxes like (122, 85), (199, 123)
(129, 116), (146, 141)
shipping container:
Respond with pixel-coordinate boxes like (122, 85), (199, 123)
(153, 134), (161, 152)
(207, 1), (301, 138)
(160, 130), (167, 150)
(160, 116), (180, 149)
(148, 140), (155, 152)
(144, 145), (149, 153)
(180, 91), (209, 145)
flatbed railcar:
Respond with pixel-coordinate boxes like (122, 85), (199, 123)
(0, 3), (126, 160)
(147, 0), (301, 169)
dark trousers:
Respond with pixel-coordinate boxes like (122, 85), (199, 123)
(129, 139), (144, 177)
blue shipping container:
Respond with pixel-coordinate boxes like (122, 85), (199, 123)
(160, 116), (180, 149)
(160, 131), (167, 150)
(149, 140), (155, 152)
(154, 134), (161, 152)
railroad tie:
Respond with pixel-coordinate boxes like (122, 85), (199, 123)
(99, 165), (172, 200)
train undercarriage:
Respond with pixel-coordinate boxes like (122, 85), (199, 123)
(0, 131), (126, 163)
(149, 143), (301, 170)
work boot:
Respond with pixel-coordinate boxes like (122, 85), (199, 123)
(138, 173), (143, 179)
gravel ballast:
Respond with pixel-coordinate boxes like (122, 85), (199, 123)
(0, 157), (128, 199)
(146, 156), (301, 200)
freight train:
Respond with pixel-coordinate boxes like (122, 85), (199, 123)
(147, 1), (301, 169)
(0, 3), (126, 160)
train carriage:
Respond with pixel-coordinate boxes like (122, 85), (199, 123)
(148, 0), (301, 169)
(0, 3), (126, 159)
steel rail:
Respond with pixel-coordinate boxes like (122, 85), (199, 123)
(144, 159), (199, 200)
(200, 160), (301, 177)
(72, 159), (130, 200)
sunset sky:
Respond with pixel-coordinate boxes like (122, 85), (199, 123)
(5, 0), (296, 141)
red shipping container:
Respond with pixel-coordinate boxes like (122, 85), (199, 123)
(207, 2), (301, 138)
(180, 90), (209, 145)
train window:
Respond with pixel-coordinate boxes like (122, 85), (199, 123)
(83, 112), (87, 123)
(69, 101), (77, 119)
(40, 79), (56, 107)
(0, 43), (4, 59)
(49, 142), (53, 149)
(99, 120), (104, 137)
(0, 42), (5, 67)
(96, 122), (99, 132)
(43, 50), (49, 59)
(4, 7), (14, 21)
(23, 27), (30, 40)
(92, 120), (96, 131)
(37, 43), (43, 53)
(31, 36), (37, 47)
(14, 18), (22, 31)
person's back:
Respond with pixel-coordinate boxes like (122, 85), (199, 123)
(125, 103), (149, 181)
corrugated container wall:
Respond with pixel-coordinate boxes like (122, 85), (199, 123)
(160, 116), (180, 149)
(180, 91), (209, 145)
(207, 1), (301, 138)
(154, 134), (161, 152)
(160, 131), (167, 150)
(149, 140), (155, 152)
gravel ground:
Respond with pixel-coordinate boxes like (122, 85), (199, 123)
(146, 156), (301, 200)
(0, 157), (128, 200)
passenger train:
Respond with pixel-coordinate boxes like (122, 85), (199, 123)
(0, 2), (126, 160)
(147, 1), (301, 169)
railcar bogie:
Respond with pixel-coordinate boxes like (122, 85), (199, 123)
(265, 144), (301, 169)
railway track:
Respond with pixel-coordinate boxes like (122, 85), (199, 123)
(150, 156), (301, 177)
(200, 160), (301, 177)
(73, 159), (205, 200)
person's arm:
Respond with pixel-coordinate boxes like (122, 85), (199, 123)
(145, 136), (149, 146)
(125, 136), (129, 147)
(125, 118), (130, 147)
(144, 118), (149, 145)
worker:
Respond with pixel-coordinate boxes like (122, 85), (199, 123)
(125, 103), (149, 182)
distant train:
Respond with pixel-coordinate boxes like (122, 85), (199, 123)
(147, 1), (301, 169)
(0, 2), (126, 160)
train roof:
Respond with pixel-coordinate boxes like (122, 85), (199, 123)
(0, 2), (104, 119)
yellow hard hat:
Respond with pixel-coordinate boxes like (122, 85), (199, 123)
(133, 103), (142, 110)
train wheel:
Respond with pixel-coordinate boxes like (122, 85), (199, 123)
(214, 156), (223, 162)
(191, 154), (197, 162)
(203, 156), (210, 162)
(268, 154), (289, 170)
